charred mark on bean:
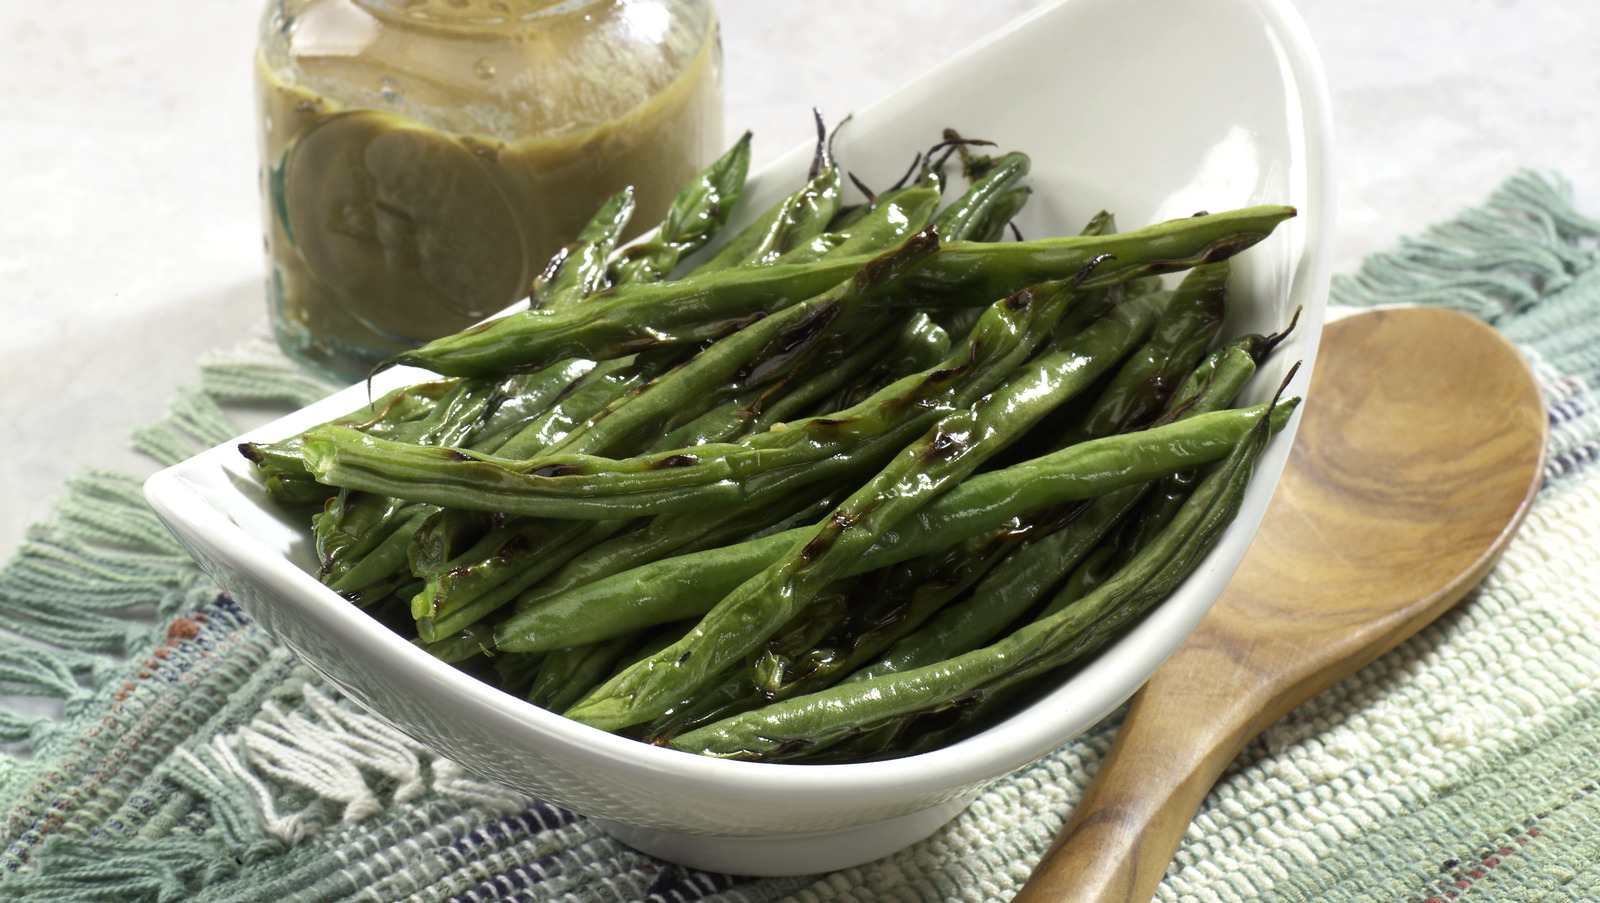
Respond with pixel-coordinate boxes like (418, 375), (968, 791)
(1003, 285), (1035, 313)
(852, 229), (940, 290)
(649, 454), (698, 470)
(526, 462), (586, 478)
(734, 303), (842, 386)
(797, 511), (859, 563)
(493, 530), (532, 560)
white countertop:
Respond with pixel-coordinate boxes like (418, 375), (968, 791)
(2, 0), (1597, 555)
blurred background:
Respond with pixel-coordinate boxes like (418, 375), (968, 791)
(1, 0), (1597, 554)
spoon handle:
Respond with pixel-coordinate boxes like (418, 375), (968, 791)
(1011, 637), (1265, 903)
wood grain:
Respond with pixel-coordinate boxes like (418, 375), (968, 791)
(1012, 306), (1548, 903)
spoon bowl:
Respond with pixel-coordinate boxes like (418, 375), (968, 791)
(1015, 304), (1548, 903)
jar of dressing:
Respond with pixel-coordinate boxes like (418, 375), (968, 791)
(256, 0), (723, 380)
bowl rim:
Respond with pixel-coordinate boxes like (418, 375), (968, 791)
(146, 0), (1337, 811)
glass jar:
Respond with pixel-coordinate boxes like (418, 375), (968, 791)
(255, 0), (723, 381)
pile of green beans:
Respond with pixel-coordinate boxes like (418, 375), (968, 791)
(242, 121), (1302, 762)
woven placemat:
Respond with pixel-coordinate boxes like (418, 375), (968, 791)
(3, 170), (1598, 903)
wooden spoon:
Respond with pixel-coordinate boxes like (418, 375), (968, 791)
(1012, 305), (1548, 903)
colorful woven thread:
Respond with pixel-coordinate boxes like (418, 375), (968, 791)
(2, 170), (1598, 902)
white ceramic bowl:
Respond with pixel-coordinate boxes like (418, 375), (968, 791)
(145, 0), (1333, 877)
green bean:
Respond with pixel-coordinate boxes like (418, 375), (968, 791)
(403, 333), (755, 637)
(868, 150), (1032, 346)
(824, 345), (1294, 759)
(931, 151), (1030, 241)
(1054, 260), (1231, 446)
(539, 230), (941, 457)
(843, 493), (1134, 686)
(349, 147), (763, 622)
(491, 397), (1295, 655)
(313, 491), (419, 583)
(861, 328), (1276, 682)
(414, 623), (498, 663)
(645, 666), (760, 742)
(315, 358), (651, 599)
(486, 351), (679, 460)
(412, 379), (505, 449)
(460, 361), (603, 452)
(611, 131), (753, 286)
(645, 313), (904, 450)
(732, 315), (906, 436)
(493, 652), (545, 699)
(397, 241), (944, 631)
(771, 185), (942, 266)
(359, 581), (426, 634)
(827, 152), (945, 232)
(295, 363), (605, 588)
(1060, 210), (1158, 331)
(669, 385), (1285, 760)
(1035, 340), (1278, 625)
(1079, 210), (1115, 237)
(654, 557), (946, 737)
(529, 186), (636, 310)
(294, 264), (1158, 521)
(795, 313), (951, 418)
(528, 638), (635, 712)
(752, 516), (1036, 702)
(510, 482), (853, 616)
(299, 265), (1128, 518)
(409, 516), (615, 633)
(696, 114), (842, 271)
(240, 378), (458, 494)
(561, 351), (1293, 732)
(240, 441), (322, 497)
(380, 206), (1295, 378)
(586, 186), (946, 452)
(537, 622), (696, 715)
(646, 383), (766, 449)
(325, 508), (432, 597)
(966, 186), (1032, 243)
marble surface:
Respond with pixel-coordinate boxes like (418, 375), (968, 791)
(1, 0), (1597, 556)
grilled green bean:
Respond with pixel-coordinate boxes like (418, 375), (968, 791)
(299, 267), (1126, 519)
(669, 387), (1284, 760)
(528, 638), (635, 712)
(1054, 260), (1231, 446)
(752, 516), (1037, 702)
(771, 185), (941, 266)
(529, 187), (636, 310)
(380, 206), (1295, 378)
(696, 114), (842, 271)
(855, 326), (1278, 684)
(540, 230), (940, 457)
(611, 131), (753, 286)
(932, 151), (1030, 241)
(558, 366), (1296, 732)
(492, 399), (1295, 657)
